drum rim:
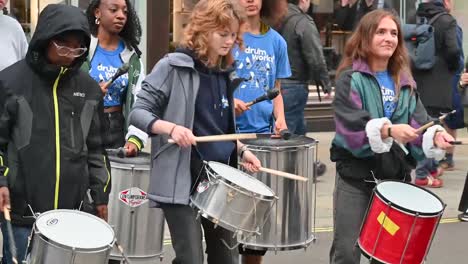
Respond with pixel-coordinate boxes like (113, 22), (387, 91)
(358, 240), (390, 264)
(374, 180), (445, 216)
(34, 209), (116, 250)
(32, 229), (115, 252)
(239, 235), (315, 251)
(206, 161), (277, 200)
(244, 144), (316, 152)
(109, 162), (150, 171)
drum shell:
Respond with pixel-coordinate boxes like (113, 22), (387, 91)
(108, 154), (165, 262)
(191, 164), (276, 234)
(239, 137), (316, 250)
(358, 183), (444, 264)
(27, 210), (114, 264)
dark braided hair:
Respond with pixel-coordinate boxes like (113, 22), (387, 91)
(86, 0), (142, 54)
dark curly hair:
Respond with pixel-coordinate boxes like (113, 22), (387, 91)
(260, 0), (288, 27)
(86, 0), (142, 54)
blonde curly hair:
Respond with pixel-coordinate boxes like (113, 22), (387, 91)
(181, 0), (247, 68)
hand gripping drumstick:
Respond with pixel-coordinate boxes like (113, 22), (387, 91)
(245, 88), (280, 107)
(3, 206), (18, 264)
(238, 162), (308, 182)
(168, 133), (257, 144)
(415, 110), (456, 134)
(101, 63), (130, 91)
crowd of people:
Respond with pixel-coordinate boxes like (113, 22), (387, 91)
(0, 0), (466, 264)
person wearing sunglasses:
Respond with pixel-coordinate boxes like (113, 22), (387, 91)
(0, 5), (110, 263)
(83, 0), (147, 157)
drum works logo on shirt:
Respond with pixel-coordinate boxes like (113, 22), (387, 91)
(119, 187), (148, 207)
(235, 47), (275, 91)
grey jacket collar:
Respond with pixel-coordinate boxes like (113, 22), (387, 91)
(166, 52), (195, 69)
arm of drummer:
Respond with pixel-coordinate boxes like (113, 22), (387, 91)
(128, 59), (196, 148)
(87, 97), (110, 221)
(237, 141), (261, 173)
(405, 95), (453, 161)
(0, 84), (13, 212)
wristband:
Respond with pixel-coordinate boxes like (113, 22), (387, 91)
(388, 126), (392, 138)
(239, 145), (248, 159)
(169, 125), (177, 137)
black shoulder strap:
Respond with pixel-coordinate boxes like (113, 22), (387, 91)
(428, 12), (449, 26)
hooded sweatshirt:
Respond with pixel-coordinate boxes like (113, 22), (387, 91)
(0, 4), (110, 226)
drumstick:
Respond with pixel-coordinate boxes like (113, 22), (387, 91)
(168, 133), (257, 144)
(114, 240), (132, 264)
(415, 110), (456, 134)
(3, 206), (18, 264)
(238, 162), (308, 182)
(449, 138), (468, 145)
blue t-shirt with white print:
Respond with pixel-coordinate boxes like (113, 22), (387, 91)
(376, 71), (397, 119)
(233, 28), (291, 133)
(89, 40), (129, 107)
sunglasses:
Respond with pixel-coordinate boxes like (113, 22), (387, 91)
(53, 41), (87, 58)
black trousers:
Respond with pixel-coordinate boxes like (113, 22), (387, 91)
(458, 172), (468, 213)
(103, 111), (125, 149)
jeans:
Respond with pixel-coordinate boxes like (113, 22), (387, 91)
(329, 174), (374, 264)
(1, 224), (31, 264)
(282, 82), (309, 135)
(415, 158), (438, 179)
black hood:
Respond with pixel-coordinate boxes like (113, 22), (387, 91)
(417, 1), (446, 18)
(26, 4), (91, 77)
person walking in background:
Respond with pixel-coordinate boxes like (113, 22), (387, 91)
(0, 0), (28, 71)
(411, 0), (461, 188)
(84, 0), (147, 156)
(329, 9), (454, 263)
(0, 5), (110, 263)
(129, 1), (261, 263)
(439, 20), (465, 171)
(280, 0), (331, 176)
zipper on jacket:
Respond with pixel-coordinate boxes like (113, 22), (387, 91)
(70, 111), (75, 148)
(53, 67), (67, 209)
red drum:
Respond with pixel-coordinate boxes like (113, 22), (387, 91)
(358, 181), (445, 264)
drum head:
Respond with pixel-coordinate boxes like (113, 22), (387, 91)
(207, 162), (274, 197)
(35, 210), (114, 249)
(240, 134), (316, 148)
(108, 152), (150, 165)
(376, 181), (444, 214)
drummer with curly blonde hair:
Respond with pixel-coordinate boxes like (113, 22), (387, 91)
(129, 0), (260, 263)
(329, 9), (454, 264)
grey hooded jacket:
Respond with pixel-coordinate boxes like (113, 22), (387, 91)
(129, 52), (238, 206)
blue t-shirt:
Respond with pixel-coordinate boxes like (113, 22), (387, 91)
(233, 28), (291, 133)
(375, 71), (396, 119)
(89, 40), (129, 107)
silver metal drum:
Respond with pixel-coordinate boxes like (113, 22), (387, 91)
(27, 210), (114, 264)
(191, 161), (277, 235)
(238, 134), (317, 251)
(108, 153), (165, 263)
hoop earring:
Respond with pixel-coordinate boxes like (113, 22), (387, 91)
(95, 17), (100, 25)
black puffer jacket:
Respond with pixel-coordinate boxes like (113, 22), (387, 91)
(412, 2), (462, 111)
(0, 4), (110, 226)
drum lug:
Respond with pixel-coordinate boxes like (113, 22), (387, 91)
(213, 219), (219, 229)
(227, 190), (236, 203)
(196, 210), (201, 220)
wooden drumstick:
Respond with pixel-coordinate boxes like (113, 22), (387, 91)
(449, 138), (468, 145)
(238, 162), (308, 182)
(415, 110), (456, 134)
(3, 206), (18, 264)
(168, 133), (257, 144)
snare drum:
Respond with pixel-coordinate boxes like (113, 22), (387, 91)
(190, 161), (277, 235)
(358, 181), (445, 264)
(238, 134), (317, 251)
(27, 210), (115, 264)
